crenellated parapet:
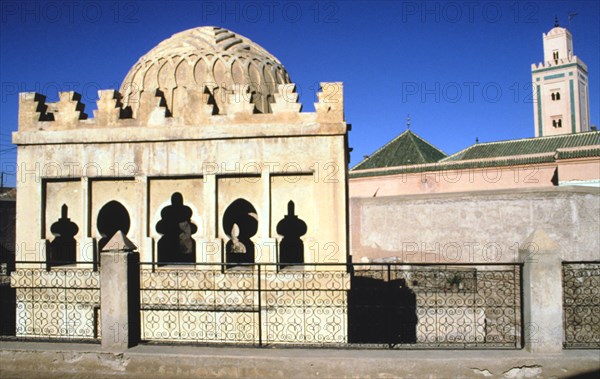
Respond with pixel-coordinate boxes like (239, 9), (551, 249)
(18, 93), (54, 129)
(16, 82), (346, 133)
(52, 91), (88, 126)
(93, 90), (132, 126)
(272, 84), (302, 113)
(315, 82), (344, 123)
(531, 56), (588, 73)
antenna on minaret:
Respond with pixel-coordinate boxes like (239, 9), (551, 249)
(554, 16), (559, 27)
(406, 114), (411, 130)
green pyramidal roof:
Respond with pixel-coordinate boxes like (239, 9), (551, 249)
(442, 131), (600, 162)
(352, 129), (447, 170)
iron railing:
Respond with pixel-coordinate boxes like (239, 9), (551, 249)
(139, 262), (522, 349)
(1, 261), (522, 348)
(562, 261), (600, 349)
(2, 261), (100, 341)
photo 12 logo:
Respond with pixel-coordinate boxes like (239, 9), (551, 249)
(1, 1), (139, 24)
(399, 1), (539, 24)
(400, 81), (536, 104)
(199, 1), (340, 24)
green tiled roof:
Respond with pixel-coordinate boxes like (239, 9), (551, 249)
(349, 154), (557, 179)
(442, 131), (600, 162)
(352, 130), (447, 170)
(556, 146), (600, 160)
(349, 131), (600, 179)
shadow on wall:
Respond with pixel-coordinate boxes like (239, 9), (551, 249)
(0, 284), (15, 336)
(48, 204), (78, 267)
(276, 200), (307, 266)
(348, 276), (417, 345)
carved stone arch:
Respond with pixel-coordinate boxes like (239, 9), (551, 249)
(175, 57), (193, 86)
(275, 67), (285, 85)
(158, 57), (178, 88)
(142, 61), (159, 92)
(122, 64), (146, 117)
(193, 58), (209, 86)
(212, 57), (230, 90)
(249, 60), (263, 87)
(263, 63), (276, 91)
(171, 57), (192, 116)
(248, 61), (265, 113)
(231, 59), (245, 86)
(123, 65), (142, 100)
(158, 57), (178, 112)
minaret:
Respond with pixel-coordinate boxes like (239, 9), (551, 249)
(531, 17), (590, 137)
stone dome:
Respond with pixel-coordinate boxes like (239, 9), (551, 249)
(120, 26), (291, 115)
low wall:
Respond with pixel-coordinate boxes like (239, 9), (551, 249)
(1, 342), (599, 379)
(350, 187), (600, 263)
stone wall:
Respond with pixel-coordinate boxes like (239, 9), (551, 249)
(350, 186), (600, 263)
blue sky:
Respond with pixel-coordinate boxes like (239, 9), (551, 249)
(1, 0), (599, 187)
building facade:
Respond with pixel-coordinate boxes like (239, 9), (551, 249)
(11, 27), (351, 343)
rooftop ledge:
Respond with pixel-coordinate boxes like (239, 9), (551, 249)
(12, 120), (348, 145)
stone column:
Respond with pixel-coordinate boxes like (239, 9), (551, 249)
(138, 175), (153, 264)
(519, 229), (564, 353)
(100, 231), (140, 350)
(200, 174), (221, 265)
(80, 177), (92, 265)
(258, 169), (277, 263)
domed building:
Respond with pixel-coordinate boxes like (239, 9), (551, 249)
(12, 26), (350, 345)
(120, 26), (292, 117)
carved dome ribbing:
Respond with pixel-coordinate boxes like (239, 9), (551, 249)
(120, 26), (291, 115)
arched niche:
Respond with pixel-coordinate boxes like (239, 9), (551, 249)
(222, 198), (258, 266)
(97, 200), (131, 252)
(48, 204), (79, 267)
(276, 201), (307, 266)
(156, 192), (198, 265)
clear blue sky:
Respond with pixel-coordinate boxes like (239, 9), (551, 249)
(1, 0), (599, 187)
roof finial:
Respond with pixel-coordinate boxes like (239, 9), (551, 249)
(406, 114), (411, 130)
(554, 16), (559, 27)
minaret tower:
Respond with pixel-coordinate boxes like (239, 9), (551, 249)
(532, 17), (590, 137)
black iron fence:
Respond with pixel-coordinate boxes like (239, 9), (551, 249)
(139, 262), (522, 349)
(1, 261), (100, 341)
(0, 261), (523, 348)
(562, 261), (600, 349)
